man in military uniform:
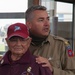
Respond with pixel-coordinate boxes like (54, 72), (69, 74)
(25, 5), (75, 75)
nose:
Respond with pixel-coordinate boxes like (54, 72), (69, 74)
(16, 39), (21, 45)
(44, 20), (50, 26)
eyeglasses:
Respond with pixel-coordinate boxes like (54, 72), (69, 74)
(8, 36), (30, 45)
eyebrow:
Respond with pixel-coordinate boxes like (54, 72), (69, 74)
(38, 16), (50, 19)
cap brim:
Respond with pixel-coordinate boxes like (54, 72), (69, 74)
(7, 32), (28, 39)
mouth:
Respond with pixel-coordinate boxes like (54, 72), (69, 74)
(43, 28), (49, 32)
(14, 48), (22, 50)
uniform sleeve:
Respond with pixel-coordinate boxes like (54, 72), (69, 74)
(52, 41), (75, 75)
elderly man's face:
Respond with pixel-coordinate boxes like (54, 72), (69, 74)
(6, 36), (31, 56)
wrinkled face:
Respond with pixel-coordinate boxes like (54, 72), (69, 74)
(26, 10), (50, 38)
(6, 36), (31, 56)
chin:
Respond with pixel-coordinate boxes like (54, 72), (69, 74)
(43, 33), (49, 36)
(40, 35), (48, 38)
(14, 51), (24, 55)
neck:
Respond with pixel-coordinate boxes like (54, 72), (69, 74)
(11, 53), (23, 61)
(30, 32), (47, 45)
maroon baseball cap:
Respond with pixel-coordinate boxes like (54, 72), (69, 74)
(6, 23), (29, 39)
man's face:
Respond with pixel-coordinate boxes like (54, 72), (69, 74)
(27, 10), (50, 38)
(6, 36), (31, 56)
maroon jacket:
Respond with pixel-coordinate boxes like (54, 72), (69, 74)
(0, 50), (52, 75)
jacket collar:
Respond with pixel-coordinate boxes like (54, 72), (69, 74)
(0, 50), (33, 65)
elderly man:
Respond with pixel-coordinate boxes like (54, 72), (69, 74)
(0, 23), (52, 75)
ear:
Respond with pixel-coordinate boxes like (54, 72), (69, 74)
(27, 38), (32, 48)
(26, 22), (32, 29)
(28, 37), (32, 44)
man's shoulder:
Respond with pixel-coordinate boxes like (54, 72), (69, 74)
(49, 34), (68, 43)
(47, 34), (69, 46)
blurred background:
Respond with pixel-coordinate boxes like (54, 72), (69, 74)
(0, 0), (75, 58)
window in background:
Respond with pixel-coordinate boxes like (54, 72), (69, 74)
(0, 0), (28, 56)
(58, 14), (64, 22)
(56, 2), (73, 49)
(56, 2), (73, 22)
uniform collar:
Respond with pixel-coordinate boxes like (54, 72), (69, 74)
(46, 34), (54, 43)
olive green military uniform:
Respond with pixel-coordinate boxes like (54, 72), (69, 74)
(29, 34), (75, 75)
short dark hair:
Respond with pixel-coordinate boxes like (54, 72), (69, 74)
(25, 5), (47, 21)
